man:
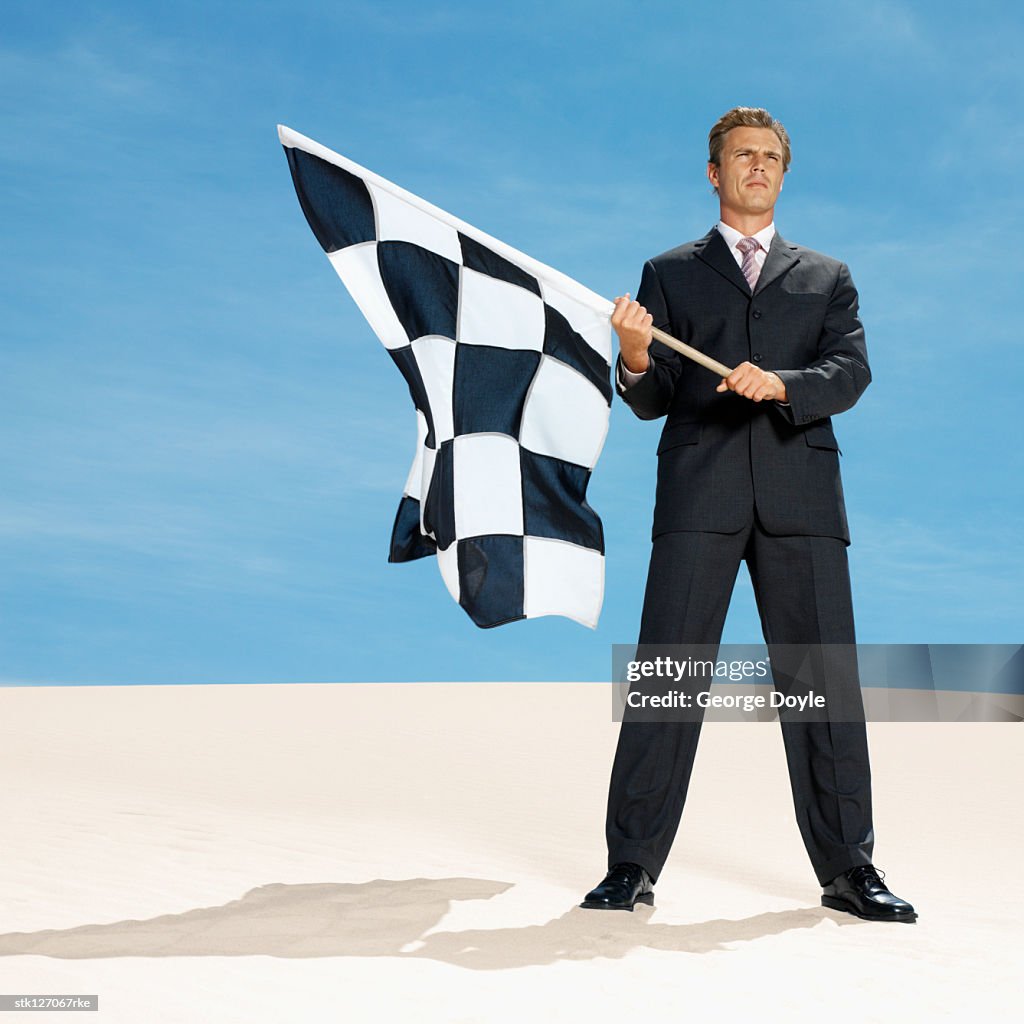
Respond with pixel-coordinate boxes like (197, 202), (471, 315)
(580, 107), (916, 923)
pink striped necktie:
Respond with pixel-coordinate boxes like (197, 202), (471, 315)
(736, 236), (762, 290)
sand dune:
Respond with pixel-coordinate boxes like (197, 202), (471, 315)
(0, 683), (1019, 1022)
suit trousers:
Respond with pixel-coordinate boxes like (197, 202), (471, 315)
(605, 517), (875, 886)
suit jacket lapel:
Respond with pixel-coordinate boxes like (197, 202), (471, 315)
(754, 232), (800, 295)
(694, 227), (752, 297)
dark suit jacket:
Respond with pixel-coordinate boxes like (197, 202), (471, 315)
(621, 227), (871, 543)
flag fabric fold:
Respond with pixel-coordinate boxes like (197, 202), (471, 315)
(279, 125), (613, 628)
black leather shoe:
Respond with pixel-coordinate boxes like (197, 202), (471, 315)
(822, 865), (917, 923)
(580, 862), (654, 911)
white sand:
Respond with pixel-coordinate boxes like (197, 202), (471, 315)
(0, 682), (1019, 1022)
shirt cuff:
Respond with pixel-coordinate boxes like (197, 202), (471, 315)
(616, 360), (648, 391)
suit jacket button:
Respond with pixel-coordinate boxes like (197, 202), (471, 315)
(752, 308), (762, 319)
(752, 353), (762, 363)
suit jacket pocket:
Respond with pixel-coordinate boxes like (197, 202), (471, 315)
(657, 421), (703, 454)
(803, 423), (841, 454)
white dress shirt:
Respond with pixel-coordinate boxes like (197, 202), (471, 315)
(617, 221), (778, 391)
(716, 219), (775, 276)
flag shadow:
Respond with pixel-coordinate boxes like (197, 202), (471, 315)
(0, 877), (859, 967)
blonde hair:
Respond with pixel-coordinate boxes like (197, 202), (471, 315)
(708, 107), (791, 188)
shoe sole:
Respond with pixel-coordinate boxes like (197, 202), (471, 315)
(579, 892), (655, 911)
(821, 894), (917, 923)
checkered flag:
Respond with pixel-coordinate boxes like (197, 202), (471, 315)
(280, 126), (612, 628)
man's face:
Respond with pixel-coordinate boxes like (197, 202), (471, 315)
(707, 126), (785, 219)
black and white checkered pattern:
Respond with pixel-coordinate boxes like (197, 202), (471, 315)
(280, 126), (612, 628)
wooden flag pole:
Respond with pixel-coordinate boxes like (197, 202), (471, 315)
(649, 326), (733, 380)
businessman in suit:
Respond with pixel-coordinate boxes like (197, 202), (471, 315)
(580, 107), (916, 922)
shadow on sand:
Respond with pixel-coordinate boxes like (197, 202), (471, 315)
(0, 877), (860, 968)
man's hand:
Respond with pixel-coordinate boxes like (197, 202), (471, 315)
(611, 294), (653, 374)
(716, 362), (788, 402)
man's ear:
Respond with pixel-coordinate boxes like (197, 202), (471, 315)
(707, 161), (718, 190)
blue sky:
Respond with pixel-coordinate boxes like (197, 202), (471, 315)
(2, 0), (1021, 684)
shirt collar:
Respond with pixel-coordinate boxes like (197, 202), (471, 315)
(717, 220), (776, 253)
